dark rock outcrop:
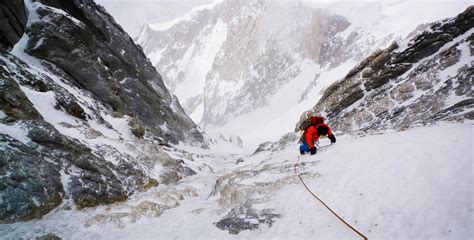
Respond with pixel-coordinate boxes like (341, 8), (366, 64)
(299, 6), (474, 132)
(128, 117), (145, 138)
(215, 205), (281, 235)
(0, 0), (27, 50)
(0, 102), (147, 223)
(36, 233), (62, 240)
(0, 66), (41, 121)
(0, 134), (63, 223)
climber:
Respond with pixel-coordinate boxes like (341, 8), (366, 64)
(299, 116), (336, 155)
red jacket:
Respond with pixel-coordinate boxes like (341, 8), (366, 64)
(305, 123), (334, 148)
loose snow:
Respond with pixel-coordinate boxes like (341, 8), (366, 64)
(1, 123), (471, 239)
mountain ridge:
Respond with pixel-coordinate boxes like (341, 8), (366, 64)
(299, 6), (473, 133)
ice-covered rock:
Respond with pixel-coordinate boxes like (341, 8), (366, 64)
(21, 0), (203, 144)
(0, 0), (205, 223)
(300, 6), (474, 132)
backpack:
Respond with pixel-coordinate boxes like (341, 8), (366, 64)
(298, 116), (325, 131)
(298, 117), (312, 131)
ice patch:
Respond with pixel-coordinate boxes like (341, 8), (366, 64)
(0, 122), (31, 144)
(0, 110), (6, 120)
(59, 169), (71, 196)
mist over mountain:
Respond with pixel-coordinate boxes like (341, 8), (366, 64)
(94, 0), (213, 38)
(0, 1), (472, 239)
(137, 0), (469, 148)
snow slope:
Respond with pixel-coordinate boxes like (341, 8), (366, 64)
(1, 123), (471, 239)
(208, 60), (358, 148)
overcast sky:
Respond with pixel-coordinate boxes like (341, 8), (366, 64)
(95, 0), (472, 38)
(95, 0), (213, 37)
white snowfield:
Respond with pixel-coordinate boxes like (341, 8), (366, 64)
(1, 122), (472, 239)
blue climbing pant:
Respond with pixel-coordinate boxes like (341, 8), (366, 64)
(300, 142), (309, 154)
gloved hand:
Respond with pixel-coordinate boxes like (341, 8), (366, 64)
(329, 135), (336, 144)
(310, 147), (317, 155)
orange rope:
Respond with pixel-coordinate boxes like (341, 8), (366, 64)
(294, 156), (368, 240)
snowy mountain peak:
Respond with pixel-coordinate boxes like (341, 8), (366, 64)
(138, 0), (383, 147)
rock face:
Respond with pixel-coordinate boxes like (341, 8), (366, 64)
(215, 205), (281, 235)
(0, 133), (63, 222)
(300, 6), (474, 132)
(0, 53), (148, 222)
(0, 1), (27, 50)
(23, 0), (203, 144)
(0, 66), (40, 120)
(0, 0), (205, 223)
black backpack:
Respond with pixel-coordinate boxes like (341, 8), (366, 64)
(298, 117), (312, 131)
(298, 117), (313, 143)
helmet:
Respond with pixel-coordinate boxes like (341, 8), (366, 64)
(317, 125), (329, 136)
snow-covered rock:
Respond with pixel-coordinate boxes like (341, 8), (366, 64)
(300, 6), (473, 132)
(0, 0), (206, 223)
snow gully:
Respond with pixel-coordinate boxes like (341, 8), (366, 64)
(294, 155), (368, 240)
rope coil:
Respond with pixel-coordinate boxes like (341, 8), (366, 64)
(294, 156), (368, 240)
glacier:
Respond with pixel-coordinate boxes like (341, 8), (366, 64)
(1, 123), (472, 239)
(0, 0), (472, 239)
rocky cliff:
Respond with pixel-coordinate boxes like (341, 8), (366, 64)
(0, 0), (27, 50)
(300, 6), (473, 132)
(0, 0), (205, 223)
